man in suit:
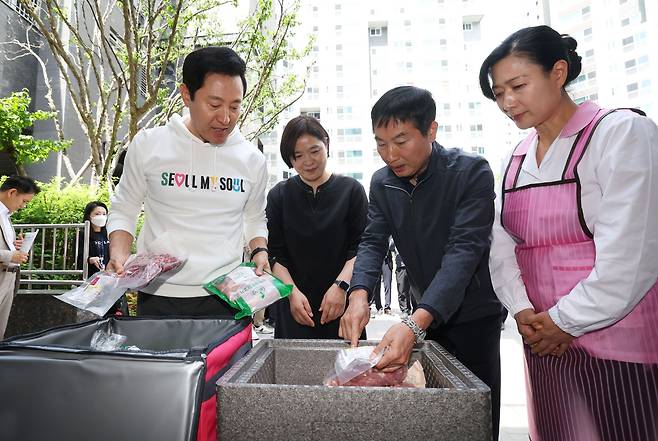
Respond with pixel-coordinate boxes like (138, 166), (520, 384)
(0, 176), (40, 340)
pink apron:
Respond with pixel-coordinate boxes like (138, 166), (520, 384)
(502, 102), (658, 441)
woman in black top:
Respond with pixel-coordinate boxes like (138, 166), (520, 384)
(78, 201), (110, 275)
(78, 201), (126, 316)
(267, 116), (368, 339)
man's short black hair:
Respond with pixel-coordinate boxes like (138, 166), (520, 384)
(0, 175), (40, 194)
(182, 46), (247, 100)
(371, 86), (436, 136)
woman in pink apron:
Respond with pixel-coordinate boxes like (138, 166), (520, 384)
(479, 25), (658, 440)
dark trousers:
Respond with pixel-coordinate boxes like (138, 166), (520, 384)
(369, 261), (393, 311)
(137, 292), (235, 318)
(395, 267), (412, 314)
(427, 314), (502, 441)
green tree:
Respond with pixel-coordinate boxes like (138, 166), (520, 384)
(15, 0), (311, 185)
(0, 89), (71, 176)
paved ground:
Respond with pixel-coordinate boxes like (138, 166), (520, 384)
(254, 287), (530, 441)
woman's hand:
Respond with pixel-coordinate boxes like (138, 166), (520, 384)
(289, 287), (315, 327)
(319, 283), (347, 325)
(89, 256), (103, 270)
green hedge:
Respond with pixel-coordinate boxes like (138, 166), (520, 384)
(11, 178), (109, 225)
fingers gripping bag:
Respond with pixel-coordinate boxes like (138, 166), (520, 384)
(204, 263), (292, 319)
(323, 346), (383, 386)
(116, 232), (186, 290)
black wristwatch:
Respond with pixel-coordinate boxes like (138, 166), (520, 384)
(250, 247), (268, 261)
(334, 280), (349, 291)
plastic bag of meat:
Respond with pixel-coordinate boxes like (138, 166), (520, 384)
(323, 346), (383, 386)
(204, 263), (292, 319)
(115, 252), (184, 290)
(54, 271), (125, 316)
(325, 365), (409, 387)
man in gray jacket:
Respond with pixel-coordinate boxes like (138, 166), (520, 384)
(339, 86), (503, 440)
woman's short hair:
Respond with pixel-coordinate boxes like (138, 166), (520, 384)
(479, 25), (582, 100)
(279, 116), (330, 168)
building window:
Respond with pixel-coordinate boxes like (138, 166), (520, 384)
(439, 38), (447, 46)
(439, 18), (445, 25)
(470, 146), (485, 155)
(369, 27), (382, 37)
(627, 82), (638, 92)
(463, 23), (473, 31)
(582, 6), (590, 15)
(584, 28), (592, 37)
(345, 172), (364, 180)
(625, 59), (636, 69)
(404, 20), (411, 26)
(443, 103), (451, 111)
(301, 110), (321, 119)
(621, 17), (630, 26)
(470, 124), (483, 131)
(585, 49), (594, 58)
(622, 36), (634, 46)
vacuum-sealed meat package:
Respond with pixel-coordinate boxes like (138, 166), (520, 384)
(54, 271), (125, 316)
(324, 346), (426, 388)
(116, 252), (184, 290)
(204, 263), (292, 319)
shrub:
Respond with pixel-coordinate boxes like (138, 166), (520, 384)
(11, 178), (109, 225)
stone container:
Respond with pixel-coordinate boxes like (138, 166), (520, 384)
(216, 339), (492, 441)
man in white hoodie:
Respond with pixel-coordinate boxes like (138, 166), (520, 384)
(107, 47), (269, 317)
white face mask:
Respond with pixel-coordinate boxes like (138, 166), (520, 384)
(90, 215), (107, 228)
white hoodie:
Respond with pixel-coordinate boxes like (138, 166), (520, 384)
(108, 114), (268, 297)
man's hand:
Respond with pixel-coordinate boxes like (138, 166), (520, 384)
(319, 283), (346, 325)
(525, 311), (574, 357)
(106, 253), (130, 275)
(338, 289), (370, 347)
(13, 233), (24, 251)
(107, 230), (133, 275)
(289, 287), (315, 327)
(251, 250), (270, 276)
(10, 250), (28, 264)
(373, 323), (415, 372)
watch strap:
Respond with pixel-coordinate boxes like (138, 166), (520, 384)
(401, 316), (426, 343)
(334, 279), (350, 291)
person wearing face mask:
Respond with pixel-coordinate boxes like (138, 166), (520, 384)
(78, 201), (126, 316)
(78, 201), (110, 276)
(266, 116), (368, 339)
(0, 175), (40, 340)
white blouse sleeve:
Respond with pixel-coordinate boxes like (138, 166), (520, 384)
(549, 113), (658, 337)
(489, 154), (535, 316)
